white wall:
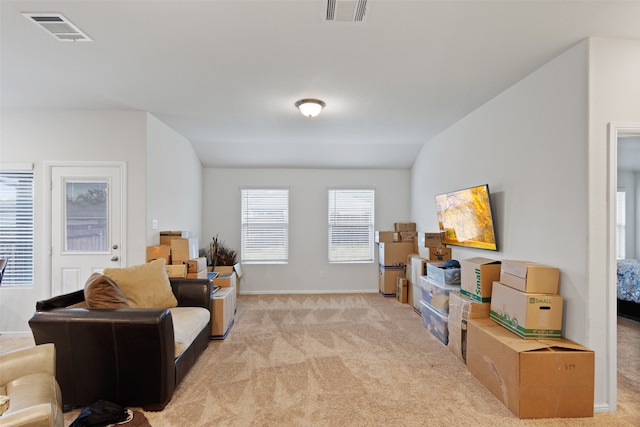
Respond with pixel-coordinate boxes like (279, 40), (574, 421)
(146, 115), (203, 249)
(0, 110), (203, 333)
(0, 110), (148, 333)
(411, 37), (640, 411)
(203, 168), (411, 294)
(412, 39), (594, 397)
(587, 37), (640, 411)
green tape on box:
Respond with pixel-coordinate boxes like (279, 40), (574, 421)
(489, 311), (562, 339)
(460, 289), (491, 303)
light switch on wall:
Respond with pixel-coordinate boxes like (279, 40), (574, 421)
(152, 219), (158, 230)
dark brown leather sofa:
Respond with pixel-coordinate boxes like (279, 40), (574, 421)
(28, 278), (211, 411)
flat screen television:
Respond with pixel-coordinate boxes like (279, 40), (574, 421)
(434, 184), (498, 251)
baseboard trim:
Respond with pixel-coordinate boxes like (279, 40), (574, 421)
(239, 289), (379, 295)
(594, 403), (612, 413)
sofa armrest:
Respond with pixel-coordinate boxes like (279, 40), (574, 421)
(35, 290), (84, 311)
(28, 308), (176, 408)
(170, 278), (211, 310)
(0, 344), (55, 385)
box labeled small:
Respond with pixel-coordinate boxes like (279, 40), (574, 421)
(490, 282), (563, 339)
(461, 257), (501, 303)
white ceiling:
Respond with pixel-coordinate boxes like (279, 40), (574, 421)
(2, 1), (640, 169)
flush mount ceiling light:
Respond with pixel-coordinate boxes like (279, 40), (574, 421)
(295, 99), (326, 118)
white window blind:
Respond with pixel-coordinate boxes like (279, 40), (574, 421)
(241, 188), (289, 263)
(0, 165), (34, 285)
(616, 190), (626, 260)
(328, 189), (374, 263)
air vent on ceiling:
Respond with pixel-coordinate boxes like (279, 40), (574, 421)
(325, 0), (368, 23)
(22, 13), (92, 42)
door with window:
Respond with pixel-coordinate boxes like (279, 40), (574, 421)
(51, 164), (125, 295)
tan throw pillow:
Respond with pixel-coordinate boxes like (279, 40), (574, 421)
(103, 258), (177, 309)
(84, 273), (130, 308)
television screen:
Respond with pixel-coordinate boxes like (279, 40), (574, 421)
(434, 184), (497, 251)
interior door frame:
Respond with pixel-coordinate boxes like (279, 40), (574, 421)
(46, 161), (127, 296)
(606, 122), (640, 412)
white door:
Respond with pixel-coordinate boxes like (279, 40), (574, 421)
(51, 164), (125, 295)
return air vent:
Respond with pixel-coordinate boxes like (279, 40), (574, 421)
(325, 0), (368, 23)
(22, 13), (92, 41)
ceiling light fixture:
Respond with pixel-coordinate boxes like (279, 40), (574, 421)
(295, 99), (326, 118)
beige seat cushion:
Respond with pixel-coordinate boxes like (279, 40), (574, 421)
(4, 372), (63, 424)
(84, 273), (130, 308)
(169, 307), (210, 358)
(104, 259), (177, 309)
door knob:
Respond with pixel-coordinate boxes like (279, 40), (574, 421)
(111, 256), (119, 262)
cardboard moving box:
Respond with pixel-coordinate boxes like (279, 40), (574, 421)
(181, 257), (207, 274)
(165, 264), (186, 278)
(418, 246), (452, 261)
(379, 242), (415, 267)
(146, 245), (171, 264)
(159, 230), (189, 245)
(170, 238), (199, 263)
(447, 291), (490, 363)
(212, 266), (237, 289)
(467, 318), (594, 419)
(210, 287), (236, 339)
(490, 282), (563, 339)
(394, 222), (416, 232)
(379, 266), (403, 296)
(408, 254), (427, 310)
(396, 277), (408, 303)
(461, 257), (501, 303)
(418, 232), (444, 248)
(411, 282), (422, 312)
(375, 231), (398, 243)
(500, 260), (560, 294)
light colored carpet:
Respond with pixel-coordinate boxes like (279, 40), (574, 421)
(2, 294), (639, 426)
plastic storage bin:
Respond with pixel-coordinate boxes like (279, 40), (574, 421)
(419, 275), (461, 315)
(426, 262), (461, 285)
(420, 299), (449, 345)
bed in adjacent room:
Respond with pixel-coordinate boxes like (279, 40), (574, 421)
(617, 259), (640, 321)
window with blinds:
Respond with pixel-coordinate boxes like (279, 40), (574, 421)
(0, 165), (34, 285)
(328, 189), (375, 263)
(241, 188), (289, 263)
(616, 190), (626, 260)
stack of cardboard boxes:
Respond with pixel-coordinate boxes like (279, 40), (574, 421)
(146, 231), (239, 340)
(490, 260), (564, 339)
(408, 232), (450, 311)
(376, 223), (417, 296)
(209, 266), (238, 340)
(146, 231), (205, 278)
(445, 257), (595, 419)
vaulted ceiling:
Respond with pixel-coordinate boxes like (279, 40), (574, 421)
(2, 1), (640, 169)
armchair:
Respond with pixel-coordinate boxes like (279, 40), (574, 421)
(0, 343), (63, 427)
